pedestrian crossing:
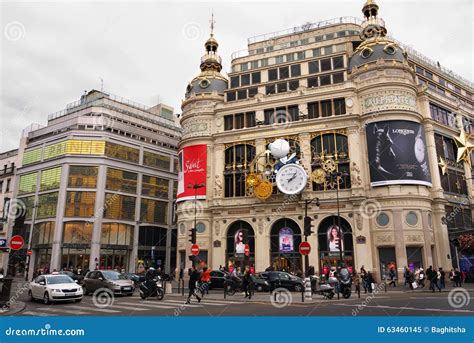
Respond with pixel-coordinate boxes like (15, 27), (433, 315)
(21, 297), (244, 316)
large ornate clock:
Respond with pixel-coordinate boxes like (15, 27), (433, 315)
(275, 164), (308, 195)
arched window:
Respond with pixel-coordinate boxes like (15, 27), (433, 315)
(226, 220), (255, 271)
(270, 218), (302, 273)
(224, 143), (256, 197)
(311, 132), (351, 190)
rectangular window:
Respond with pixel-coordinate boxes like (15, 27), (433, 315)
(307, 77), (318, 88)
(227, 92), (236, 102)
(424, 70), (433, 79)
(104, 193), (136, 221)
(237, 89), (247, 100)
(235, 113), (245, 129)
(268, 68), (278, 81)
(286, 53), (294, 62)
(224, 115), (234, 131)
(142, 175), (169, 198)
(321, 100), (333, 117)
(320, 74), (331, 86)
(275, 55), (284, 64)
(323, 46), (333, 55)
(325, 33), (335, 40)
(334, 98), (346, 115)
(241, 73), (250, 86)
(289, 80), (299, 91)
(290, 64), (301, 77)
(143, 151), (171, 170)
(230, 76), (239, 88)
(308, 61), (319, 74)
(313, 48), (321, 57)
(415, 66), (424, 74)
(332, 56), (344, 69)
(265, 84), (276, 95)
(288, 105), (299, 121)
(320, 58), (332, 72)
(37, 192), (58, 219)
(65, 191), (96, 217)
(264, 109), (274, 125)
(105, 142), (139, 163)
(332, 72), (344, 84)
(277, 82), (287, 93)
(68, 166), (98, 188)
(308, 102), (319, 119)
(43, 141), (67, 160)
(250, 60), (259, 69)
(248, 87), (258, 98)
(279, 66), (289, 79)
(22, 148), (42, 166)
(296, 52), (305, 60)
(246, 112), (256, 128)
(140, 199), (168, 224)
(251, 72), (261, 84)
(40, 167), (62, 191)
(241, 63), (248, 71)
(18, 172), (38, 195)
(106, 168), (138, 194)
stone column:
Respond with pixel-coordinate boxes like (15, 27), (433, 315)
(392, 209), (407, 281)
(432, 203), (451, 270)
(89, 164), (106, 271)
(49, 164), (69, 273)
(423, 121), (443, 196)
(421, 210), (433, 268)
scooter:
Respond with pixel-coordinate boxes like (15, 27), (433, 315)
(313, 275), (338, 299)
(338, 268), (352, 299)
(138, 276), (164, 300)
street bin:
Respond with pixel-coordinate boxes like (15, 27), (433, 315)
(0, 277), (13, 308)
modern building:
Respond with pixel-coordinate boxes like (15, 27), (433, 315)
(176, 0), (473, 281)
(3, 90), (181, 279)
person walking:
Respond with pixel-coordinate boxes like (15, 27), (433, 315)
(403, 267), (410, 288)
(360, 266), (368, 293)
(454, 268), (462, 287)
(439, 268), (445, 289)
(200, 267), (211, 296)
(428, 266), (441, 292)
(186, 266), (201, 304)
(418, 268), (425, 288)
(242, 267), (253, 299)
(388, 267), (396, 287)
(366, 271), (375, 293)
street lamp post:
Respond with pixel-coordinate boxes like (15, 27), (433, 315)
(325, 171), (345, 266)
(187, 182), (205, 264)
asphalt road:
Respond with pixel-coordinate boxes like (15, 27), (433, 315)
(11, 286), (474, 317)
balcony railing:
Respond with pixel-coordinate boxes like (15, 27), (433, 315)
(0, 167), (15, 177)
(201, 53), (222, 64)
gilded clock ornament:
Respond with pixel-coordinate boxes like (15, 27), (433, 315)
(311, 168), (327, 184)
(254, 180), (273, 200)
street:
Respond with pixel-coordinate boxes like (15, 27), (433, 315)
(7, 282), (474, 317)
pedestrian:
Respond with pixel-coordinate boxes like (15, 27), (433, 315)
(242, 267), (252, 299)
(360, 266), (368, 293)
(200, 267), (211, 296)
(454, 268), (462, 287)
(186, 265), (201, 304)
(428, 266), (441, 292)
(418, 268), (425, 288)
(449, 269), (455, 286)
(249, 264), (255, 274)
(403, 266), (410, 288)
(408, 270), (415, 290)
(461, 270), (467, 285)
(439, 268), (445, 289)
(388, 267), (396, 287)
(366, 271), (374, 293)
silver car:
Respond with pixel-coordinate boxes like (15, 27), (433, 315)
(83, 270), (134, 295)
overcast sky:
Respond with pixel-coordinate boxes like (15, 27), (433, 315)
(0, 0), (472, 152)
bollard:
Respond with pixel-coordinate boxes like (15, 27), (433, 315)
(304, 278), (312, 301)
(384, 281), (387, 293)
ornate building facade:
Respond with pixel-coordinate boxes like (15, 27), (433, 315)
(177, 1), (473, 280)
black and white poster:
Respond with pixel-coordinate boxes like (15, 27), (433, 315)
(366, 120), (432, 187)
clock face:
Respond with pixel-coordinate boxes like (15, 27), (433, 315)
(276, 164), (308, 195)
(414, 138), (425, 163)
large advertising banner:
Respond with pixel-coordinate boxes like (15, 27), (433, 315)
(366, 120), (432, 187)
(176, 144), (207, 202)
(279, 228), (294, 253)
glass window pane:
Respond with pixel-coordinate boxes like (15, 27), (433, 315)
(105, 142), (139, 163)
(68, 166), (98, 188)
(141, 175), (169, 198)
(40, 167), (62, 191)
(65, 191), (96, 217)
(308, 61), (319, 74)
(37, 192), (59, 219)
(19, 172), (38, 195)
(140, 198), (168, 224)
(22, 148), (42, 165)
(320, 58), (332, 72)
(143, 151), (170, 170)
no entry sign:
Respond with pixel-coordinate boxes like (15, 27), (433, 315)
(191, 244), (200, 256)
(10, 235), (24, 251)
(299, 242), (311, 255)
(244, 244), (250, 256)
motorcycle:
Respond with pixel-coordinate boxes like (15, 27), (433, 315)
(313, 275), (338, 299)
(338, 268), (352, 299)
(138, 276), (164, 300)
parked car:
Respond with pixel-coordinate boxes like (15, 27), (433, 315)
(252, 273), (272, 292)
(261, 271), (304, 292)
(59, 271), (84, 284)
(83, 270), (134, 296)
(209, 270), (229, 289)
(29, 274), (83, 304)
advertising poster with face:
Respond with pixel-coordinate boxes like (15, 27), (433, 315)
(366, 120), (432, 187)
(234, 229), (245, 255)
(176, 144), (207, 202)
(327, 225), (344, 253)
(279, 227), (294, 252)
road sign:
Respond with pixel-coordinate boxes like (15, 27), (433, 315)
(191, 244), (200, 256)
(244, 244), (250, 256)
(9, 235), (24, 251)
(27, 249), (33, 257)
(299, 242), (311, 255)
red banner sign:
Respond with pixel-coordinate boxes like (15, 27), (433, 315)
(177, 144), (207, 202)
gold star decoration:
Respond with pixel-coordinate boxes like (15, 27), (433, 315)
(454, 124), (474, 167)
(438, 157), (448, 176)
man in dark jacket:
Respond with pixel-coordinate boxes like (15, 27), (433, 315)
(186, 265), (201, 304)
(428, 266), (441, 292)
(242, 268), (253, 299)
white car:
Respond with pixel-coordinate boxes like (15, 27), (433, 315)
(29, 274), (83, 304)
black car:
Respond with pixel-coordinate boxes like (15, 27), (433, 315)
(59, 271), (84, 284)
(209, 270), (229, 289)
(261, 271), (304, 292)
(252, 273), (272, 292)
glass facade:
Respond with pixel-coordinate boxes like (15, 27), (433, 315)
(65, 191), (96, 217)
(40, 167), (62, 191)
(106, 168), (138, 194)
(63, 222), (93, 244)
(104, 193), (136, 221)
(105, 142), (139, 163)
(143, 151), (171, 170)
(18, 172), (38, 195)
(36, 192), (58, 219)
(17, 196), (35, 220)
(140, 199), (168, 224)
(68, 166), (98, 188)
(142, 175), (169, 198)
(44, 140), (106, 160)
(101, 223), (133, 246)
(22, 147), (42, 165)
(32, 222), (55, 246)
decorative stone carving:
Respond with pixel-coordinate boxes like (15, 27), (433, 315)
(258, 218), (264, 235)
(182, 118), (211, 138)
(350, 162), (363, 187)
(214, 175), (223, 197)
(214, 221), (220, 237)
(406, 234), (423, 242)
(360, 89), (416, 114)
(356, 213), (362, 231)
(376, 234), (394, 244)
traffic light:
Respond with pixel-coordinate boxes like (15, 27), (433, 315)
(304, 216), (314, 237)
(188, 227), (197, 244)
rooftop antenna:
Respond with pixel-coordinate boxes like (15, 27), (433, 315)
(209, 12), (215, 36)
(100, 78), (104, 91)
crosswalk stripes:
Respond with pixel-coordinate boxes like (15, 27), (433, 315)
(21, 311), (57, 316)
(65, 305), (121, 313)
(36, 307), (90, 315)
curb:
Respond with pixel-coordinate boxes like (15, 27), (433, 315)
(0, 301), (26, 316)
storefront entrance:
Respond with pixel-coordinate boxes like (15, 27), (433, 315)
(269, 218), (302, 273)
(100, 248), (129, 271)
(226, 220), (255, 272)
(61, 247), (90, 271)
